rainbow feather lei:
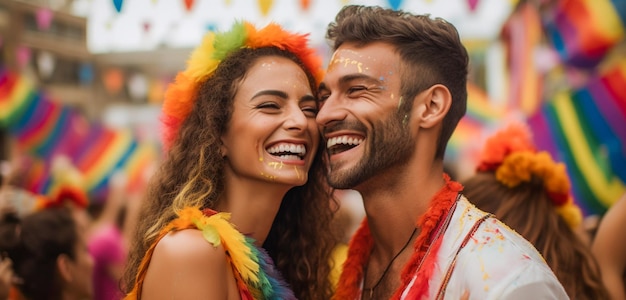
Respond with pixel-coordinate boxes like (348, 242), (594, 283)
(127, 207), (296, 300)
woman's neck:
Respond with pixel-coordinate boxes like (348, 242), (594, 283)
(217, 177), (290, 246)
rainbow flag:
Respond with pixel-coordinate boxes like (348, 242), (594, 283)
(0, 69), (160, 201)
(544, 0), (625, 68)
(503, 3), (544, 115)
(528, 59), (626, 215)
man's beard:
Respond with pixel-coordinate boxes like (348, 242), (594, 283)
(327, 111), (414, 189)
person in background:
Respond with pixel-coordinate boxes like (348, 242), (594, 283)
(88, 170), (147, 300)
(0, 254), (15, 300)
(0, 206), (94, 300)
(122, 21), (340, 299)
(0, 158), (39, 218)
(592, 192), (626, 300)
(317, 5), (567, 299)
(463, 123), (609, 299)
(0, 156), (92, 300)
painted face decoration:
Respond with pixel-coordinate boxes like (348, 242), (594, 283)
(317, 42), (416, 189)
(221, 55), (320, 187)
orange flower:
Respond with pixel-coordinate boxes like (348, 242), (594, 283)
(477, 123), (581, 228)
(477, 123), (536, 171)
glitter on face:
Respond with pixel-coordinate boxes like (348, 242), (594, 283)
(329, 51), (364, 73)
(293, 166), (302, 180)
(267, 161), (284, 170)
(260, 61), (277, 68)
(260, 172), (276, 180)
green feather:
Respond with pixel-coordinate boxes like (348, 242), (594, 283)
(212, 21), (247, 60)
(201, 225), (221, 247)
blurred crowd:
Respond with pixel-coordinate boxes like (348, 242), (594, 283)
(0, 155), (152, 300)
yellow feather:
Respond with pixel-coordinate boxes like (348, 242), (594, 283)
(202, 213), (261, 284)
(184, 33), (220, 83)
(176, 207), (262, 284)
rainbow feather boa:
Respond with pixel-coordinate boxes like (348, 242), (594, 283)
(126, 207), (296, 300)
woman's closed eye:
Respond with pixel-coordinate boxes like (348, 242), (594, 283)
(257, 102), (281, 111)
(301, 105), (318, 117)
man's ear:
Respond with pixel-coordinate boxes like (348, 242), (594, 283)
(413, 84), (452, 129)
(57, 254), (73, 283)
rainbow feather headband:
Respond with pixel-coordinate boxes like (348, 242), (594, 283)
(477, 123), (583, 228)
(161, 21), (324, 149)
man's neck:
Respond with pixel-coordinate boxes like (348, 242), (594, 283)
(358, 162), (445, 257)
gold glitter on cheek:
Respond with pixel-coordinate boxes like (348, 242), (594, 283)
(260, 172), (276, 180)
(293, 166), (304, 180)
(268, 161), (284, 170)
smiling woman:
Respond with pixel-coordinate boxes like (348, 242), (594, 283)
(220, 55), (320, 186)
(122, 21), (340, 300)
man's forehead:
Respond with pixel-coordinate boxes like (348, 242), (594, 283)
(324, 43), (399, 84)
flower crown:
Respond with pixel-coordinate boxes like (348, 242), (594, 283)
(161, 21), (324, 149)
(476, 123), (582, 228)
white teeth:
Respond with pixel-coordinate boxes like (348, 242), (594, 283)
(277, 155), (300, 160)
(267, 143), (306, 157)
(327, 136), (364, 149)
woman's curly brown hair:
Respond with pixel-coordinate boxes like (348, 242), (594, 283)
(122, 47), (339, 299)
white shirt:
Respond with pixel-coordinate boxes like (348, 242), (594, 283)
(401, 197), (569, 300)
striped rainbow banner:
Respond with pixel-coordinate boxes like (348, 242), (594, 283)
(544, 0), (626, 68)
(0, 69), (159, 201)
(528, 58), (626, 215)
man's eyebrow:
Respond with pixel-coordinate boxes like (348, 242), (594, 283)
(319, 74), (381, 91)
(338, 74), (380, 85)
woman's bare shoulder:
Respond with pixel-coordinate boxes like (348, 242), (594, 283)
(140, 229), (231, 299)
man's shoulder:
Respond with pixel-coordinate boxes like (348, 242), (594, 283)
(442, 197), (568, 299)
(452, 197), (546, 262)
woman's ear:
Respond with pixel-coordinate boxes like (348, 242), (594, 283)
(219, 143), (227, 158)
(218, 136), (228, 158)
(413, 84), (452, 129)
(56, 254), (73, 283)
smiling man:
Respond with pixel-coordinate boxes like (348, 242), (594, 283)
(318, 5), (568, 300)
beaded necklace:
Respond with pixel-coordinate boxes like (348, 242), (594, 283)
(362, 227), (417, 299)
(332, 174), (463, 300)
